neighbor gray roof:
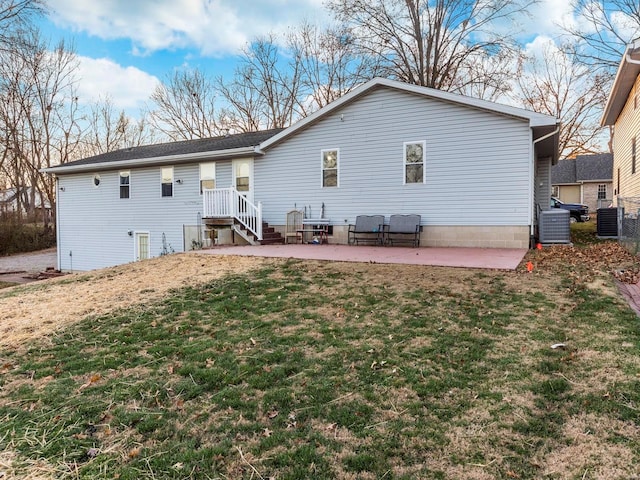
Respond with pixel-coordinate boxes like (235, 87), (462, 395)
(551, 153), (613, 184)
(44, 129), (284, 174)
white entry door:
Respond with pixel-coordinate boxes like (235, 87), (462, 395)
(135, 232), (150, 261)
(232, 158), (254, 203)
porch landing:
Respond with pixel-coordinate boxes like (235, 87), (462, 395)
(195, 245), (527, 270)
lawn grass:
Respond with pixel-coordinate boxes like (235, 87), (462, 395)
(1, 259), (639, 478)
(0, 281), (17, 290)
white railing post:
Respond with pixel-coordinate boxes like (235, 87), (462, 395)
(203, 186), (263, 241)
(257, 201), (263, 240)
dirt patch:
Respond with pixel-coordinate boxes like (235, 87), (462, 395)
(0, 253), (272, 350)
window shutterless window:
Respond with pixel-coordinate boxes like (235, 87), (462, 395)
(321, 149), (339, 187)
(119, 171), (130, 199)
(200, 163), (215, 194)
(404, 141), (425, 184)
(161, 167), (173, 197)
(597, 184), (607, 200)
(633, 138), (637, 175)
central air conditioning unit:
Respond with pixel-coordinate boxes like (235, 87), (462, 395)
(596, 207), (618, 238)
(538, 209), (571, 244)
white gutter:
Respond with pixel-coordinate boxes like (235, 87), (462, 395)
(55, 176), (61, 271)
(626, 54), (640, 65)
(42, 146), (260, 175)
(533, 127), (560, 145)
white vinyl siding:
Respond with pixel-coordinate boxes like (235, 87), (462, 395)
(56, 161), (235, 271)
(255, 87), (532, 226)
(612, 75), (640, 198)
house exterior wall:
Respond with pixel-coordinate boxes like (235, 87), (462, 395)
(56, 160), (236, 271)
(55, 86), (546, 271)
(582, 182), (613, 211)
(257, 87), (533, 248)
(613, 74), (640, 201)
(535, 156), (552, 213)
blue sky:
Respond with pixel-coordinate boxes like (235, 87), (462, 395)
(36, 0), (601, 115)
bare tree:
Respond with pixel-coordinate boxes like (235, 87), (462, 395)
(515, 43), (607, 158)
(287, 22), (381, 114)
(81, 96), (157, 156)
(0, 0), (43, 48)
(563, 0), (640, 74)
(148, 69), (222, 140)
(217, 34), (303, 132)
(0, 30), (81, 225)
(326, 0), (531, 98)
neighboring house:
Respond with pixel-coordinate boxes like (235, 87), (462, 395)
(602, 39), (640, 201)
(44, 77), (559, 272)
(551, 153), (613, 211)
(0, 186), (52, 220)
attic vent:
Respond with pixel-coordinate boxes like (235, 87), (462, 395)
(538, 209), (570, 244)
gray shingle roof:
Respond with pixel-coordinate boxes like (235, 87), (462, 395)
(551, 153), (613, 184)
(551, 158), (577, 184)
(575, 153), (613, 181)
(50, 128), (284, 170)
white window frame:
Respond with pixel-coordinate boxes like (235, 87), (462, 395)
(597, 184), (607, 200)
(199, 162), (216, 194)
(119, 170), (130, 199)
(403, 141), (426, 184)
(161, 166), (173, 197)
(321, 148), (339, 188)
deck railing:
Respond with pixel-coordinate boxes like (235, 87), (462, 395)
(203, 187), (262, 240)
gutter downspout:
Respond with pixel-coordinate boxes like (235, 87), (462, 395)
(55, 176), (61, 272)
(533, 127), (560, 147)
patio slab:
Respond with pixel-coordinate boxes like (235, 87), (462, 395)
(196, 245), (527, 270)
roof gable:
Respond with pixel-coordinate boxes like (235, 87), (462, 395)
(260, 78), (559, 151)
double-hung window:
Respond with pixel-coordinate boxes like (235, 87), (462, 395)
(404, 141), (426, 184)
(200, 163), (215, 193)
(321, 149), (339, 188)
(597, 184), (607, 200)
(119, 171), (130, 199)
(161, 167), (173, 197)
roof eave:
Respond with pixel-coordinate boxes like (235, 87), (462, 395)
(601, 41), (640, 126)
(43, 146), (260, 175)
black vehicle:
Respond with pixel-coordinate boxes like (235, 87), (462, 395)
(550, 197), (590, 223)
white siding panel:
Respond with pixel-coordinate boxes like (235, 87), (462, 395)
(57, 160), (233, 271)
(256, 87), (531, 226)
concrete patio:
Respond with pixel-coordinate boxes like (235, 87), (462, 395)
(196, 244), (528, 270)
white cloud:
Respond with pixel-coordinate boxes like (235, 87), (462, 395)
(47, 0), (329, 56)
(76, 56), (160, 110)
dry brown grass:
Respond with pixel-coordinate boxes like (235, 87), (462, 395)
(0, 253), (272, 350)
